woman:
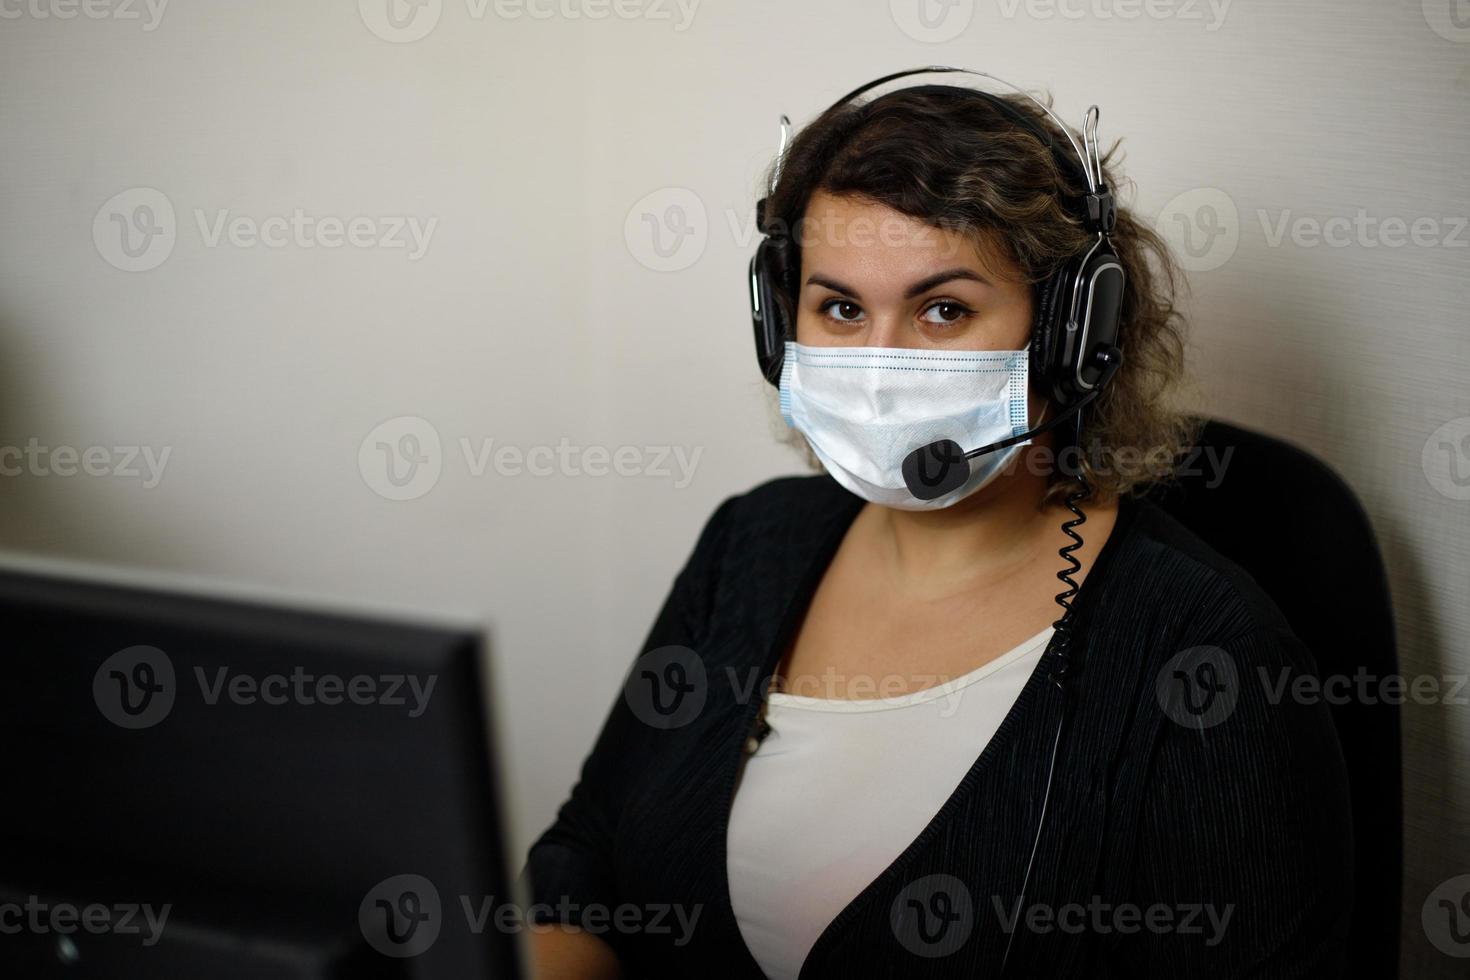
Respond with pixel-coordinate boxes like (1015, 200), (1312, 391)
(524, 70), (1352, 978)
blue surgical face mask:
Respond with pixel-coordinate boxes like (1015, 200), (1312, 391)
(779, 341), (1033, 511)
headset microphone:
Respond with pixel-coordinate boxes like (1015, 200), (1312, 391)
(902, 346), (1123, 501)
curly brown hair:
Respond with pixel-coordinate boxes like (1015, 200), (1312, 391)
(760, 82), (1197, 505)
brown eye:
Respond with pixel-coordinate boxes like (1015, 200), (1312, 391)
(822, 299), (864, 323)
(919, 301), (972, 326)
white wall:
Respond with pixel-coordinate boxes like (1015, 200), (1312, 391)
(0, 1), (1464, 973)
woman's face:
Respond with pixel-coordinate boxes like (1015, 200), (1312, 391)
(793, 190), (1034, 352)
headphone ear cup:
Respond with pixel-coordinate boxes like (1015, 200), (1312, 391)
(1030, 266), (1070, 395)
(1080, 243), (1124, 350)
(751, 236), (794, 385)
(1072, 244), (1126, 392)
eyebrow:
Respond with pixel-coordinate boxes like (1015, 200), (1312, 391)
(804, 268), (993, 300)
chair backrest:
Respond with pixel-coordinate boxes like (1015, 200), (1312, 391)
(1144, 417), (1401, 979)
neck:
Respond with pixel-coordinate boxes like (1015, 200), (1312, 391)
(865, 441), (1105, 598)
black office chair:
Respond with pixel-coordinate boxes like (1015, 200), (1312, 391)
(1144, 417), (1402, 979)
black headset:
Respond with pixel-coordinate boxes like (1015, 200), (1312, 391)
(747, 66), (1126, 410)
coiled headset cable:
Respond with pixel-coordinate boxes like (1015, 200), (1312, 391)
(999, 415), (1093, 977)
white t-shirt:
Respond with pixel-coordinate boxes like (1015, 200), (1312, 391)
(726, 626), (1054, 980)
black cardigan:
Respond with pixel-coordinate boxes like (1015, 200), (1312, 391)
(524, 474), (1353, 978)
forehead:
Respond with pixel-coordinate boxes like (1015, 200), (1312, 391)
(797, 190), (1017, 283)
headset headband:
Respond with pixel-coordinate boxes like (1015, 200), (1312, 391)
(767, 65), (1116, 236)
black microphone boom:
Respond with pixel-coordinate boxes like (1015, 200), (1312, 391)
(901, 346), (1123, 501)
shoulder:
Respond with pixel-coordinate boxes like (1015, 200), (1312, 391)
(693, 473), (858, 557)
(721, 472), (854, 524)
(669, 474), (857, 607)
(1099, 505), (1354, 956)
(1099, 501), (1351, 852)
(1088, 497), (1340, 759)
(1097, 496), (1298, 654)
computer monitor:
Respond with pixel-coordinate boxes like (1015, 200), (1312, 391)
(0, 558), (524, 979)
